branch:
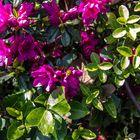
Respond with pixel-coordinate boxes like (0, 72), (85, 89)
(124, 81), (140, 113)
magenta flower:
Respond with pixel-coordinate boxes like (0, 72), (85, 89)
(11, 35), (42, 62)
(0, 4), (11, 32)
(54, 67), (83, 99)
(81, 31), (98, 59)
(43, 0), (61, 26)
(0, 39), (12, 67)
(9, 2), (34, 27)
(79, 0), (111, 26)
(63, 6), (79, 22)
(31, 65), (55, 92)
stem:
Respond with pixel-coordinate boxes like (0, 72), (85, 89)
(64, 0), (68, 11)
(124, 80), (140, 112)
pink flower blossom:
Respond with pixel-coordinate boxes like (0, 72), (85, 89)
(11, 35), (42, 62)
(0, 39), (12, 67)
(79, 0), (111, 26)
(63, 6), (79, 22)
(43, 0), (61, 26)
(54, 67), (83, 99)
(9, 2), (34, 27)
(31, 65), (55, 92)
(0, 4), (11, 32)
(81, 31), (98, 59)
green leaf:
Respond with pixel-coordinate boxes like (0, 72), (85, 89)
(117, 17), (126, 25)
(70, 101), (89, 120)
(61, 53), (77, 67)
(80, 84), (91, 96)
(61, 31), (71, 47)
(133, 56), (140, 69)
(26, 107), (54, 136)
(6, 107), (23, 120)
(115, 77), (125, 86)
(46, 27), (59, 43)
(127, 15), (140, 24)
(136, 45), (140, 56)
(112, 28), (126, 38)
(134, 3), (140, 12)
(86, 63), (98, 72)
(7, 121), (25, 140)
(106, 12), (120, 29)
(99, 62), (113, 70)
(53, 118), (67, 140)
(72, 130), (79, 140)
(34, 94), (48, 105)
(86, 90), (99, 104)
(120, 57), (130, 69)
(80, 129), (97, 139)
(90, 52), (100, 65)
(127, 28), (137, 41)
(119, 5), (129, 20)
(117, 46), (132, 57)
(104, 35), (116, 44)
(104, 98), (117, 118)
(48, 93), (70, 116)
(98, 71), (107, 83)
(92, 98), (103, 111)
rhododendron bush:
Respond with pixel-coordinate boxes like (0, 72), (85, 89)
(1, 0), (140, 139)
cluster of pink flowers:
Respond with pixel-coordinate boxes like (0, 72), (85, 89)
(0, 1), (34, 32)
(32, 65), (82, 99)
(0, 34), (43, 67)
(79, 0), (111, 26)
(43, 0), (110, 26)
(0, 0), (111, 99)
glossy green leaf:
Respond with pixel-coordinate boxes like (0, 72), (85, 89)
(112, 28), (126, 38)
(115, 77), (125, 86)
(92, 98), (103, 111)
(127, 15), (140, 24)
(98, 71), (107, 83)
(136, 45), (140, 56)
(26, 107), (54, 136)
(86, 63), (98, 72)
(80, 129), (97, 139)
(61, 31), (71, 47)
(46, 27), (59, 43)
(121, 57), (130, 69)
(72, 130), (79, 140)
(86, 90), (99, 104)
(6, 107), (23, 120)
(99, 62), (113, 70)
(133, 56), (140, 69)
(90, 52), (100, 65)
(106, 12), (120, 29)
(127, 28), (137, 41)
(70, 101), (89, 120)
(134, 3), (140, 12)
(80, 84), (91, 96)
(117, 17), (126, 25)
(119, 5), (129, 20)
(7, 121), (25, 140)
(104, 35), (116, 44)
(48, 93), (70, 116)
(34, 94), (48, 105)
(117, 46), (132, 57)
(104, 98), (117, 118)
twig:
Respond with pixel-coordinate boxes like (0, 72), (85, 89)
(124, 81), (140, 113)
